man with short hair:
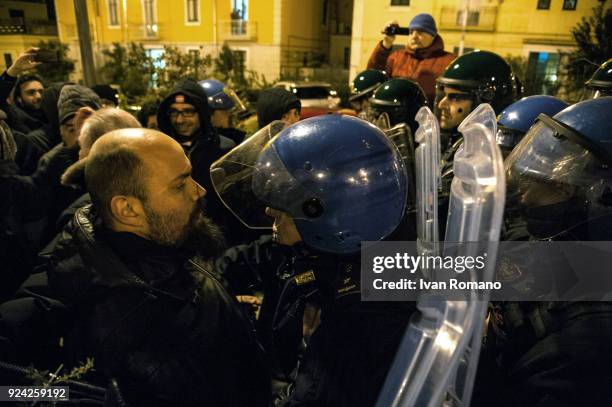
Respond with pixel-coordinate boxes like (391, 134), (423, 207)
(46, 128), (270, 407)
(61, 107), (141, 186)
(0, 48), (46, 134)
(367, 13), (455, 103)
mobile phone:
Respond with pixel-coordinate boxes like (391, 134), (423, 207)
(382, 24), (411, 36)
(35, 50), (60, 63)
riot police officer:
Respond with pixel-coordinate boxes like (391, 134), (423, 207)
(210, 115), (416, 407)
(492, 97), (612, 407)
(199, 78), (249, 144)
(369, 77), (428, 133)
(349, 69), (388, 116)
(496, 95), (568, 157)
(435, 50), (521, 154)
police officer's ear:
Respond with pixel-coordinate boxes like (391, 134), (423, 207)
(109, 195), (147, 228)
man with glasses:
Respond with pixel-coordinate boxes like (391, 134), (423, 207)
(157, 79), (236, 235)
(367, 13), (455, 103)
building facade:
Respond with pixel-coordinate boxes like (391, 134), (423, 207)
(0, 0), (58, 71)
(54, 0), (353, 83)
(350, 0), (605, 96)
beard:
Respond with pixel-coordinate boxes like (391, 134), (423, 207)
(144, 197), (226, 260)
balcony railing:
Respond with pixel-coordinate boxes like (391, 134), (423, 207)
(0, 18), (58, 36)
(219, 20), (257, 41)
(439, 6), (498, 32)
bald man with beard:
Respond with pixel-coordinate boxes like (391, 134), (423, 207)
(45, 129), (271, 407)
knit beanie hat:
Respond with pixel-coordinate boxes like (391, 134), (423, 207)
(408, 13), (437, 37)
(57, 84), (101, 124)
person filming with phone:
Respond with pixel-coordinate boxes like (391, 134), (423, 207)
(0, 47), (47, 134)
(367, 13), (455, 103)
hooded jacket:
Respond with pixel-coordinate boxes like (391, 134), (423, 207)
(0, 71), (46, 134)
(157, 79), (240, 241)
(157, 79), (235, 187)
(44, 205), (271, 407)
(256, 88), (301, 129)
(367, 35), (455, 103)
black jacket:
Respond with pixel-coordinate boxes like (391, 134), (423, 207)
(0, 71), (46, 135)
(276, 251), (415, 407)
(217, 239), (416, 407)
(45, 205), (271, 407)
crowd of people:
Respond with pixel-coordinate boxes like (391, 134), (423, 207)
(0, 11), (611, 406)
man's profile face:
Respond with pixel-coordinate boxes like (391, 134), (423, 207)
(169, 102), (200, 137)
(211, 109), (231, 129)
(139, 142), (224, 256)
(60, 117), (77, 147)
(408, 29), (435, 50)
(19, 80), (44, 110)
(437, 86), (473, 130)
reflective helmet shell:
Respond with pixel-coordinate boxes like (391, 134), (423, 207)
(437, 50), (520, 113)
(498, 95), (568, 134)
(370, 78), (428, 129)
(254, 115), (408, 254)
(199, 79), (235, 110)
(550, 97), (612, 163)
(350, 69), (388, 101)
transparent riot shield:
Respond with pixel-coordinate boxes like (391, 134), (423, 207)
(385, 123), (417, 207)
(376, 104), (505, 407)
(414, 107), (441, 263)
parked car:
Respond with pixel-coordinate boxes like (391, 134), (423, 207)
(274, 81), (341, 118)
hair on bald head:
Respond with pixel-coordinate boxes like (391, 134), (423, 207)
(80, 107), (141, 152)
(85, 134), (148, 226)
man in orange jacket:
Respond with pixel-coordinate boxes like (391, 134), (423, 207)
(367, 13), (455, 103)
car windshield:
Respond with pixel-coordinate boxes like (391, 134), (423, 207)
(294, 86), (332, 99)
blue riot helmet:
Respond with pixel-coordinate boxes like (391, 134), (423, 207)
(210, 115), (408, 254)
(198, 79), (247, 113)
(505, 97), (612, 240)
(497, 95), (568, 157)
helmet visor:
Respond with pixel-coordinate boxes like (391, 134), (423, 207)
(210, 120), (324, 229)
(505, 118), (609, 237)
(496, 126), (524, 157)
